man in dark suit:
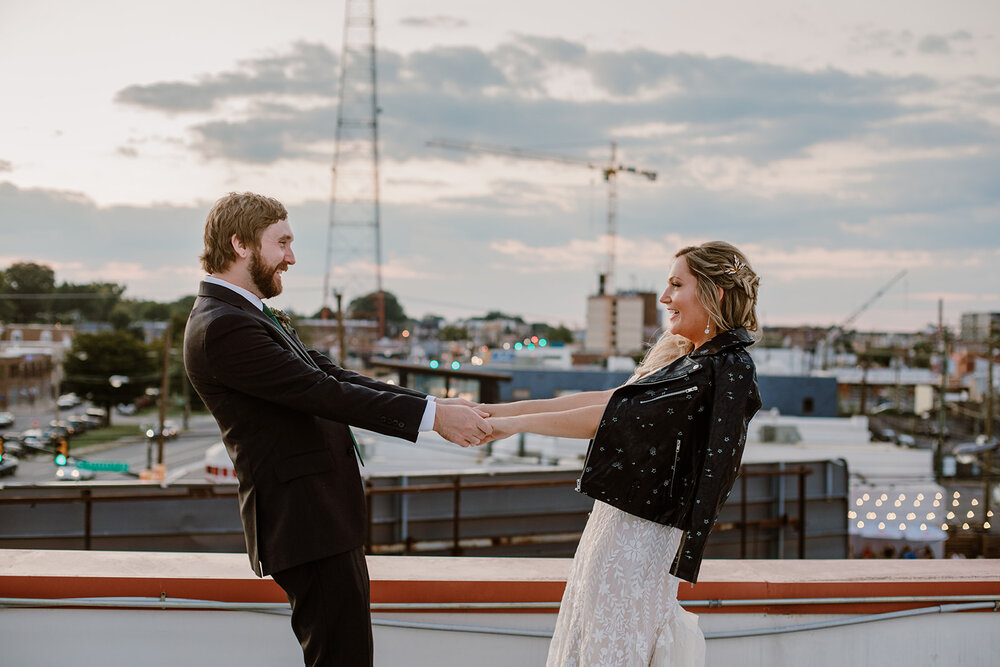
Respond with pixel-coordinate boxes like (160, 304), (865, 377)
(183, 192), (491, 666)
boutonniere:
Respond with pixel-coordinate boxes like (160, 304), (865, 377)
(271, 307), (294, 334)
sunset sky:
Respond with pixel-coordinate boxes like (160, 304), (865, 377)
(2, 0), (997, 331)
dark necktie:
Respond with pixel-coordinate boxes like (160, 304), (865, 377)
(262, 303), (283, 328)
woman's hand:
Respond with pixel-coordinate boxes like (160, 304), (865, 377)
(482, 416), (519, 443)
(436, 396), (488, 417)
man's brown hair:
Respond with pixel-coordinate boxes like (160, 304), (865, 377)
(200, 192), (288, 274)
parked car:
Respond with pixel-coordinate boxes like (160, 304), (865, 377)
(85, 408), (108, 427)
(871, 428), (896, 443)
(57, 393), (81, 409)
(116, 403), (137, 416)
(895, 433), (917, 448)
(0, 412), (14, 429)
(143, 421), (179, 440)
(65, 416), (91, 433)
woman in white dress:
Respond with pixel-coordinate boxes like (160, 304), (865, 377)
(484, 241), (762, 666)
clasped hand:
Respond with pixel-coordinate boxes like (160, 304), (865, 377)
(432, 398), (517, 447)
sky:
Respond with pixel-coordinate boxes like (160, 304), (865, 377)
(1, 0), (998, 332)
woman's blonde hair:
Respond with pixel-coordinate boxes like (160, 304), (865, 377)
(634, 241), (760, 377)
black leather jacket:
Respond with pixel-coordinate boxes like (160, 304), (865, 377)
(577, 328), (761, 583)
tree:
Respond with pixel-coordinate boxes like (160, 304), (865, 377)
(482, 311), (525, 324)
(62, 331), (158, 424)
(546, 325), (575, 344)
(53, 281), (125, 322)
(438, 325), (469, 341)
(1, 262), (55, 322)
(348, 291), (409, 334)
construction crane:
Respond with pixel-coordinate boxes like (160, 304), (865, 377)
(426, 139), (657, 296)
(822, 270), (908, 368)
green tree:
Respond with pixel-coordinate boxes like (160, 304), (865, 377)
(62, 331), (159, 424)
(53, 281), (125, 322)
(108, 304), (133, 331)
(546, 324), (574, 344)
(438, 325), (469, 341)
(482, 311), (525, 324)
(348, 291), (408, 330)
(1, 262), (55, 322)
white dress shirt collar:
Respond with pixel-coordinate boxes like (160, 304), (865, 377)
(204, 275), (264, 311)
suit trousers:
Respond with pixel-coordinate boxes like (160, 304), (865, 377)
(271, 547), (373, 667)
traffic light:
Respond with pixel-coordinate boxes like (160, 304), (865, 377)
(55, 439), (69, 466)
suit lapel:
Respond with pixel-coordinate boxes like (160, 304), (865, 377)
(198, 282), (319, 369)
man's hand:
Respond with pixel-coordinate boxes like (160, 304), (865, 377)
(436, 396), (485, 413)
(433, 403), (493, 447)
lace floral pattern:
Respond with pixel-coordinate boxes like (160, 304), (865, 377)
(547, 501), (706, 666)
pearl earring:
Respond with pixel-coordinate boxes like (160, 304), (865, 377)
(704, 320), (711, 335)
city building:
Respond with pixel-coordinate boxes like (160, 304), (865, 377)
(584, 291), (660, 356)
(960, 311), (1000, 343)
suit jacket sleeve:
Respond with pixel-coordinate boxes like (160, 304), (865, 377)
(306, 349), (427, 399)
(203, 312), (426, 441)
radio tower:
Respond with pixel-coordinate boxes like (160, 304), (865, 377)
(322, 0), (385, 339)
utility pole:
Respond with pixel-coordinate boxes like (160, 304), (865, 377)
(157, 321), (172, 470)
(336, 291), (346, 366)
(935, 299), (947, 480)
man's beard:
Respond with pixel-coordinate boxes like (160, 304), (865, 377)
(249, 249), (286, 299)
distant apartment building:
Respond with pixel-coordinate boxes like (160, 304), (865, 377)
(0, 324), (73, 408)
(960, 312), (1000, 343)
(584, 291), (660, 356)
(0, 350), (55, 410)
(0, 323), (75, 349)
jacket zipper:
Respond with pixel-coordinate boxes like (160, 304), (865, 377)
(668, 438), (681, 495)
(638, 385), (698, 404)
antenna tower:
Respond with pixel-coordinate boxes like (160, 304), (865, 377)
(323, 0), (385, 337)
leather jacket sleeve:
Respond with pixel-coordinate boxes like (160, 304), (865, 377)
(674, 348), (761, 583)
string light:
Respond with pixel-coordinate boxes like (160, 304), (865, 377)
(862, 493), (871, 502)
(947, 512), (956, 520)
(899, 523), (906, 530)
(954, 491), (961, 499)
(920, 523), (927, 531)
(933, 500), (940, 507)
(875, 500), (883, 507)
(926, 513), (936, 520)
(971, 499), (979, 506)
(848, 511), (857, 519)
(857, 521), (865, 529)
(867, 512), (877, 520)
(986, 522), (992, 530)
(917, 493), (925, 501)
(906, 513), (916, 521)
(856, 498), (864, 507)
(887, 512), (897, 520)
(878, 522), (886, 530)
(942, 523), (949, 530)
(967, 511), (975, 519)
(963, 523), (970, 530)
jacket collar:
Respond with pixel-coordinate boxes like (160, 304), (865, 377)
(689, 327), (755, 357)
(197, 281), (318, 368)
(198, 280), (262, 314)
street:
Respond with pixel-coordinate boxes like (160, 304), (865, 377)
(2, 407), (223, 485)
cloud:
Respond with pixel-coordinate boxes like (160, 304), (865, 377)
(399, 15), (468, 29)
(850, 26), (977, 58)
(0, 159), (11, 172)
(115, 41), (338, 113)
(917, 31), (974, 55)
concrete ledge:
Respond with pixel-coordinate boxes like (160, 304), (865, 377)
(2, 549), (998, 615)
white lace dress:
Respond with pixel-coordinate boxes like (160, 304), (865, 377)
(546, 500), (706, 666)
